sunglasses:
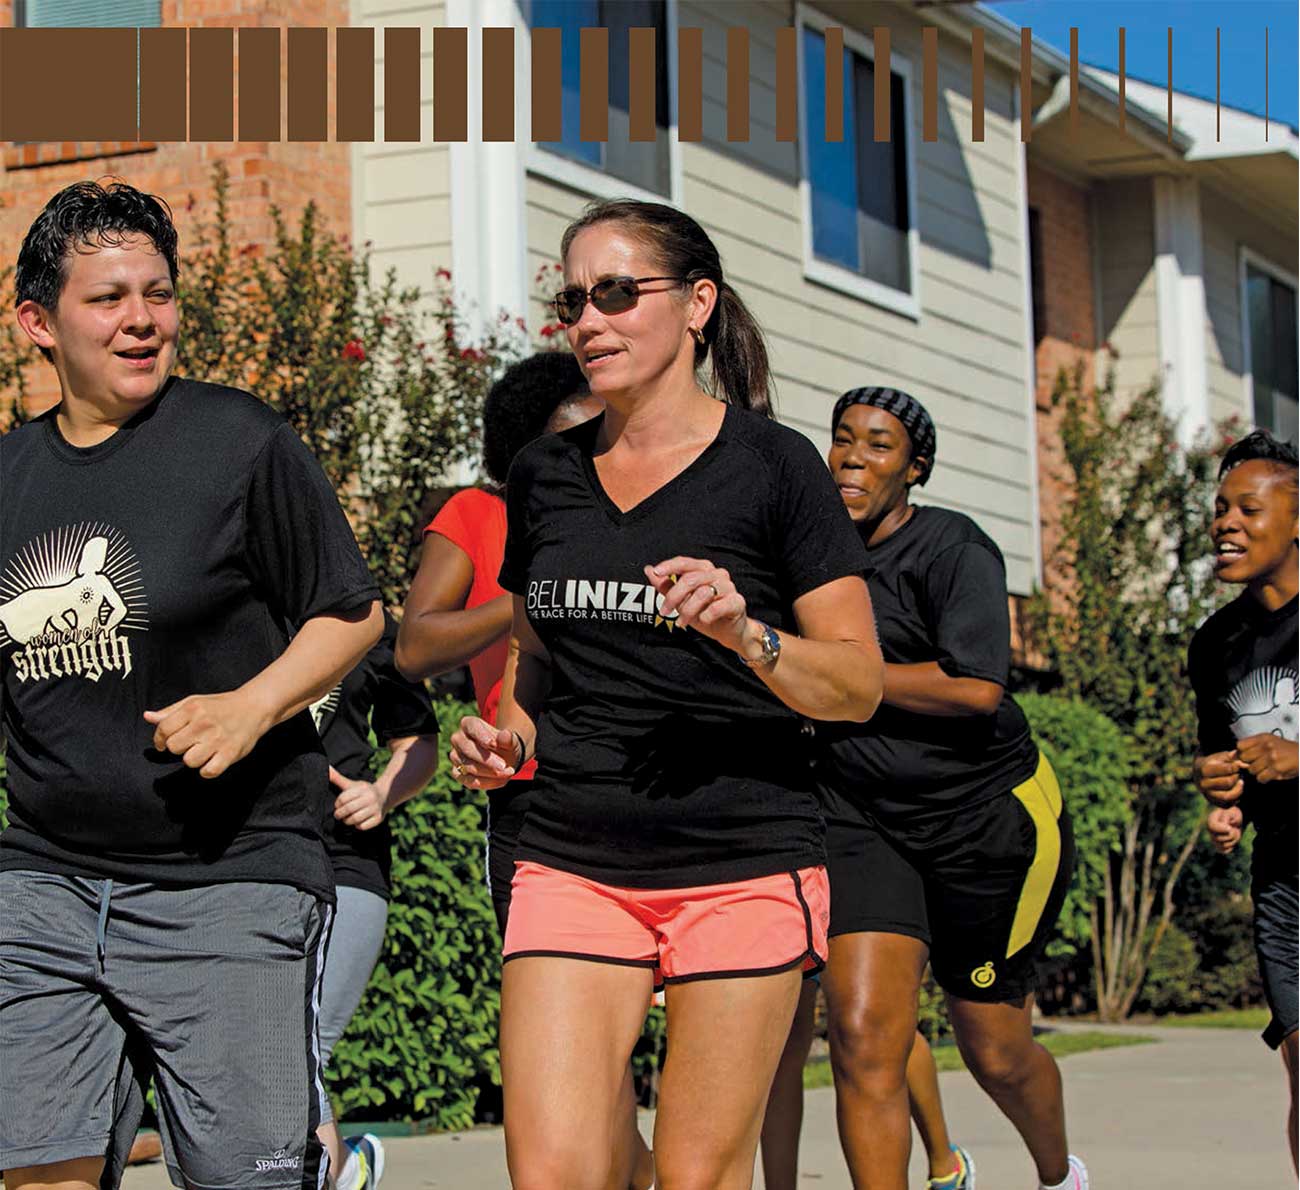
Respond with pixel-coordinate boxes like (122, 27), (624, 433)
(552, 275), (686, 327)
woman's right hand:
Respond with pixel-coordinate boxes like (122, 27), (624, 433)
(449, 715), (520, 790)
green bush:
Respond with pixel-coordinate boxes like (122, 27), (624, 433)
(1182, 895), (1263, 1012)
(1135, 922), (1201, 1014)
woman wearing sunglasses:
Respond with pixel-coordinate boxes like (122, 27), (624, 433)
(449, 198), (883, 1190)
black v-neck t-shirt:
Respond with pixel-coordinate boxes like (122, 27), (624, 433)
(1188, 592), (1298, 872)
(0, 379), (380, 899)
(817, 506), (1039, 819)
(311, 611), (439, 898)
(498, 404), (869, 887)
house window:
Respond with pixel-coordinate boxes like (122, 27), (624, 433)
(16, 0), (161, 25)
(800, 13), (914, 307)
(529, 0), (671, 199)
(1245, 263), (1298, 442)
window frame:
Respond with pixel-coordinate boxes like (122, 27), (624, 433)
(1238, 244), (1299, 438)
(795, 2), (921, 321)
(522, 0), (684, 208)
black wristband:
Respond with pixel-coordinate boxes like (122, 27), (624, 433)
(509, 730), (528, 769)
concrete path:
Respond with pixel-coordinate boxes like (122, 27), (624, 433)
(122, 1022), (1293, 1189)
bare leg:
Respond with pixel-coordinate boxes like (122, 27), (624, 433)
(946, 993), (1068, 1185)
(760, 981), (818, 1190)
(1283, 1030), (1298, 1174)
(906, 1031), (959, 1181)
(823, 933), (930, 1190)
(501, 957), (655, 1190)
(618, 1064), (655, 1190)
(3, 1159), (103, 1190)
(318, 1118), (344, 1189)
(654, 969), (803, 1190)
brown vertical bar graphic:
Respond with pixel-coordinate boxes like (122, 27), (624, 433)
(240, 27), (281, 142)
(727, 27), (749, 142)
(678, 27), (703, 142)
(873, 27), (890, 142)
(289, 28), (327, 142)
(1069, 27), (1078, 140)
(1118, 28), (1126, 133)
(628, 26), (656, 142)
(190, 27), (235, 141)
(580, 26), (609, 144)
(776, 26), (796, 142)
(434, 26), (468, 141)
(825, 26), (843, 143)
(337, 27), (375, 143)
(140, 27), (187, 142)
(384, 28), (421, 142)
(532, 27), (562, 142)
(971, 27), (985, 142)
(482, 27), (514, 142)
(1215, 28), (1220, 141)
(922, 26), (937, 142)
(1166, 27), (1173, 142)
(1019, 28), (1032, 143)
(1, 28), (136, 141)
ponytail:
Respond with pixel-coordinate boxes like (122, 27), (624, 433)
(698, 279), (773, 418)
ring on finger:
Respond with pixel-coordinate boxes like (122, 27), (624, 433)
(707, 583), (720, 600)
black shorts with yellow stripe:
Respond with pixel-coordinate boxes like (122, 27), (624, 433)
(823, 752), (1075, 1003)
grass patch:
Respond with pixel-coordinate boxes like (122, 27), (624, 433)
(1159, 1007), (1269, 1030)
(802, 1029), (1156, 1088)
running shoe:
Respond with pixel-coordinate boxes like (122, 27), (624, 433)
(926, 1144), (975, 1190)
(343, 1133), (386, 1190)
(1039, 1155), (1089, 1190)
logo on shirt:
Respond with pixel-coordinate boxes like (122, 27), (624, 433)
(0, 523), (148, 685)
(254, 1150), (301, 1174)
(310, 682), (343, 732)
(1227, 667), (1299, 742)
(526, 577), (682, 630)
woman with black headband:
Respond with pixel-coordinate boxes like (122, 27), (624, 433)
(803, 388), (1087, 1190)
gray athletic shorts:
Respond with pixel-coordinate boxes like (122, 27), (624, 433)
(316, 885), (388, 1126)
(0, 871), (333, 1190)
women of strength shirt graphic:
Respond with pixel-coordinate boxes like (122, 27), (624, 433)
(0, 522), (149, 685)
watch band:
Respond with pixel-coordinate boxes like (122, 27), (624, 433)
(741, 621), (781, 668)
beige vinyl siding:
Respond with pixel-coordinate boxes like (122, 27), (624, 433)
(351, 0), (451, 298)
(1200, 184), (1299, 429)
(521, 1), (1036, 591)
(1095, 177), (1160, 399)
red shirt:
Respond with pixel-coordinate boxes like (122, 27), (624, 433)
(426, 487), (537, 780)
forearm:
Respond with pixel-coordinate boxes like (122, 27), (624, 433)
(883, 662), (1002, 716)
(395, 595), (513, 680)
(743, 622), (883, 723)
(494, 639), (552, 758)
(243, 602), (384, 728)
(374, 735), (442, 810)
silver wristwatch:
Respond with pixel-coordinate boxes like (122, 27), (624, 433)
(741, 621), (781, 668)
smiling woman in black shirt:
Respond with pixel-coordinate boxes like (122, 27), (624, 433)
(798, 388), (1086, 1190)
(449, 200), (883, 1190)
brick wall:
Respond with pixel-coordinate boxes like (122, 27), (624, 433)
(1026, 161), (1097, 601)
(0, 0), (351, 416)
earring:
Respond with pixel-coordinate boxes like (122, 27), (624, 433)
(689, 326), (705, 347)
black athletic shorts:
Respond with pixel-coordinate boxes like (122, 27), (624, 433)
(486, 779), (533, 933)
(1252, 839), (1298, 1050)
(823, 751), (1075, 1003)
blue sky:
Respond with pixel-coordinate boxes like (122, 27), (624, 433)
(985, 1), (1298, 131)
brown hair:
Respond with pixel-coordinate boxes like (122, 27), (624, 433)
(560, 199), (773, 418)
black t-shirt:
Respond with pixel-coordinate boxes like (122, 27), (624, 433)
(498, 404), (869, 887)
(311, 610), (439, 899)
(818, 506), (1038, 820)
(0, 379), (380, 900)
(1188, 592), (1298, 874)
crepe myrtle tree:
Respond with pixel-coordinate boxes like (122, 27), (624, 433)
(176, 163), (524, 605)
(1024, 355), (1232, 1021)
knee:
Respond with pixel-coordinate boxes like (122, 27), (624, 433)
(827, 1003), (911, 1098)
(956, 1033), (1030, 1092)
(654, 1153), (739, 1190)
(508, 1142), (616, 1190)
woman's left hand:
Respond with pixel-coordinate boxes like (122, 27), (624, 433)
(645, 557), (749, 654)
(329, 767), (388, 831)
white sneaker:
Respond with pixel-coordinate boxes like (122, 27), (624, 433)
(343, 1134), (386, 1190)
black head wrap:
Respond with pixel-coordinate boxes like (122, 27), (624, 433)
(831, 386), (936, 486)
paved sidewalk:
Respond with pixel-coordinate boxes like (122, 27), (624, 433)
(122, 1023), (1292, 1189)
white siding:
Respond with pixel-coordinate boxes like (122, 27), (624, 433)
(524, 1), (1038, 592)
(1095, 177), (1160, 399)
(350, 0), (451, 298)
(1200, 184), (1299, 429)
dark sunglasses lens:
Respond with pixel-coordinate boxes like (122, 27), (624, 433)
(591, 279), (640, 315)
(554, 291), (584, 325)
